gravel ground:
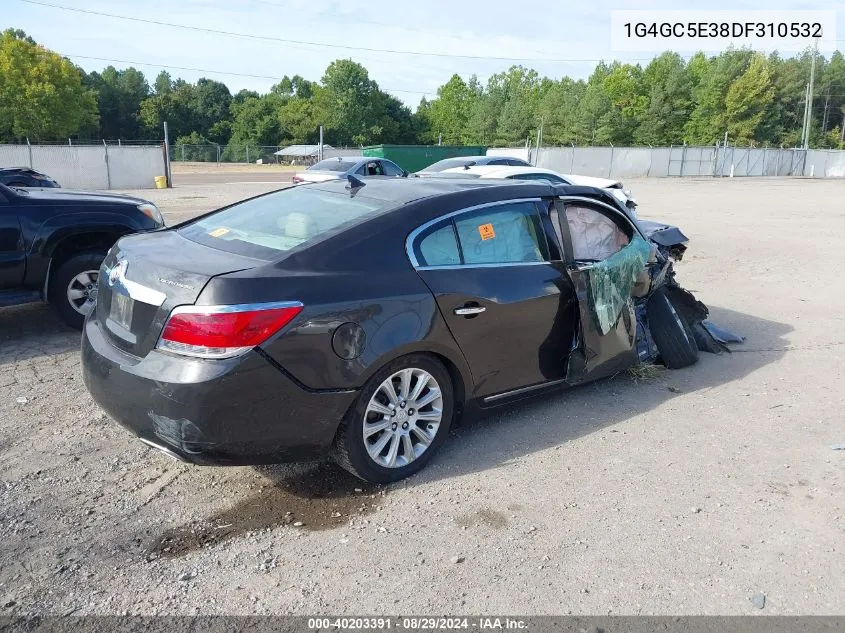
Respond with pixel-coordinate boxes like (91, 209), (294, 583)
(1, 177), (843, 615)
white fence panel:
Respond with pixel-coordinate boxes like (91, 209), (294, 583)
(107, 146), (165, 189)
(0, 145), (31, 169)
(30, 146), (109, 190)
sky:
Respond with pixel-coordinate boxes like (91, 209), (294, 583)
(6, 0), (845, 107)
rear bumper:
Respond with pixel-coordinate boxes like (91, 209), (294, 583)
(81, 316), (358, 465)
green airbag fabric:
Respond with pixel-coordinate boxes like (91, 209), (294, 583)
(583, 234), (651, 334)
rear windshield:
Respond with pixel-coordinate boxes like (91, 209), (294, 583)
(179, 186), (390, 260)
(308, 159), (358, 172)
(419, 158), (476, 173)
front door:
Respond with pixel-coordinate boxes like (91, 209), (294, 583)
(0, 196), (25, 288)
(551, 197), (650, 382)
(410, 199), (578, 399)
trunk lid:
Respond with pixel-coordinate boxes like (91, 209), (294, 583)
(96, 230), (263, 357)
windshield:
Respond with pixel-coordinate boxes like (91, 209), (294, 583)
(419, 157), (478, 173)
(179, 186), (390, 260)
(308, 159), (358, 172)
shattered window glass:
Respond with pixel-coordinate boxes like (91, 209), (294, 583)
(582, 234), (652, 335)
(566, 205), (630, 260)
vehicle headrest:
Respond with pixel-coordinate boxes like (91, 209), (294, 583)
(281, 213), (313, 240)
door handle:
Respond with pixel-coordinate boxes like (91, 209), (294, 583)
(454, 306), (486, 316)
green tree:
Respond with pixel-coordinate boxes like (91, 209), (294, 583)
(427, 74), (476, 144)
(635, 52), (692, 145)
(85, 65), (150, 139)
(725, 53), (774, 143)
(314, 59), (381, 145)
(0, 29), (98, 141)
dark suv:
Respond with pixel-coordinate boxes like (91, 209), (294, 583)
(0, 183), (164, 329)
(0, 167), (60, 188)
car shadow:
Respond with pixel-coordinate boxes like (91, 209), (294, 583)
(413, 305), (791, 484)
(142, 306), (790, 558)
(0, 303), (78, 366)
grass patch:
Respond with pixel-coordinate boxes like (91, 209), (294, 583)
(628, 362), (664, 383)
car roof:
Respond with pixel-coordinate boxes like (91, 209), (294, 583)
(303, 174), (545, 206)
(440, 165), (559, 178)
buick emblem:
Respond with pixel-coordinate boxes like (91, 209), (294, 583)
(108, 260), (128, 287)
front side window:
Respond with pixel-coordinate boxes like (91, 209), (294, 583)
(509, 173), (565, 184)
(381, 160), (405, 176)
(309, 159), (357, 172)
(565, 204), (631, 261)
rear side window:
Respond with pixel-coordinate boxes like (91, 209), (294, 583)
(412, 202), (549, 268)
(179, 187), (389, 260)
(455, 203), (548, 265)
(416, 224), (460, 266)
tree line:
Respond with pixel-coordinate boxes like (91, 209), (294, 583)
(2, 28), (844, 150)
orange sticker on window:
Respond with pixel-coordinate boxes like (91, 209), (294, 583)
(478, 223), (495, 240)
(208, 227), (230, 237)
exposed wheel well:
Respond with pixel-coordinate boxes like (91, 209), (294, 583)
(49, 231), (124, 271)
(426, 352), (467, 424)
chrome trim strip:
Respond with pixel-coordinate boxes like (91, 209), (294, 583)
(417, 261), (550, 271)
(168, 300), (304, 315)
(405, 197), (543, 268)
(139, 438), (186, 462)
(483, 378), (568, 404)
(102, 263), (167, 307)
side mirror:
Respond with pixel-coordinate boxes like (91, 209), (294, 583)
(402, 170), (409, 177)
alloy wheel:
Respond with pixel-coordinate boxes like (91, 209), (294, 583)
(362, 368), (443, 468)
(66, 270), (99, 315)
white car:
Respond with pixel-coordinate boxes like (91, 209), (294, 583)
(437, 165), (638, 213)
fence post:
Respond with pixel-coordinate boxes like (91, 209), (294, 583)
(608, 143), (614, 177)
(680, 142), (687, 177)
(103, 139), (111, 190)
(570, 143), (575, 173)
(26, 137), (32, 168)
(216, 145), (221, 165)
(775, 148), (781, 176)
(647, 145), (653, 177)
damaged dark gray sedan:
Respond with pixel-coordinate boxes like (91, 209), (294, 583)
(81, 177), (740, 483)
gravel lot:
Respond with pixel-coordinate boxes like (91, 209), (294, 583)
(1, 177), (843, 615)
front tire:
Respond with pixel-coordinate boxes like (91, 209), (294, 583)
(49, 252), (106, 330)
(333, 354), (454, 483)
(647, 287), (699, 369)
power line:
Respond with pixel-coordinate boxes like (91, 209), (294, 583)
(18, 0), (651, 63)
(60, 53), (436, 95)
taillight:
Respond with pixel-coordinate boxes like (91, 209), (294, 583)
(156, 302), (303, 359)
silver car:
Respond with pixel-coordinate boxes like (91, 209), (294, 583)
(292, 157), (408, 184)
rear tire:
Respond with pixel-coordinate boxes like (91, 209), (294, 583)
(49, 252), (106, 330)
(333, 354), (454, 483)
(647, 287), (699, 369)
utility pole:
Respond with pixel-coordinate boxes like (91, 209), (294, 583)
(163, 121), (172, 187)
(804, 37), (819, 149)
(801, 83), (810, 148)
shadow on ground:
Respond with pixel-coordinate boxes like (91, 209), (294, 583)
(145, 305), (791, 557)
(0, 303), (78, 366)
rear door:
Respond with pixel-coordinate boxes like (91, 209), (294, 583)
(0, 192), (26, 288)
(551, 196), (651, 382)
(409, 199), (578, 400)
